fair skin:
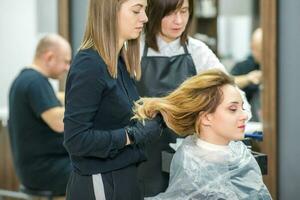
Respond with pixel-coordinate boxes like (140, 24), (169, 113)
(235, 70), (262, 89)
(118, 0), (148, 51)
(159, 0), (189, 43)
(32, 40), (71, 79)
(41, 106), (65, 133)
(30, 36), (71, 133)
(199, 84), (248, 145)
(56, 91), (65, 105)
(117, 0), (148, 145)
(234, 28), (263, 88)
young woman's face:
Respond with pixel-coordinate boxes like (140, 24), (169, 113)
(159, 0), (190, 43)
(118, 0), (148, 44)
(205, 84), (248, 145)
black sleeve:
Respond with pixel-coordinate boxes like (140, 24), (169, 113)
(231, 57), (256, 76)
(63, 55), (127, 159)
(230, 62), (245, 76)
(27, 77), (61, 118)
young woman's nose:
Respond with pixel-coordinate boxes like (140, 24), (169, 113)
(240, 110), (249, 122)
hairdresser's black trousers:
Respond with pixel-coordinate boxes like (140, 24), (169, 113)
(66, 165), (142, 200)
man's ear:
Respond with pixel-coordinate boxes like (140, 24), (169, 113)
(198, 112), (212, 126)
(43, 51), (55, 64)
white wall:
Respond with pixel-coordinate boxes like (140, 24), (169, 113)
(70, 0), (89, 53)
(218, 16), (252, 61)
(0, 0), (58, 124)
(0, 0), (37, 123)
(217, 0), (254, 63)
(219, 0), (252, 16)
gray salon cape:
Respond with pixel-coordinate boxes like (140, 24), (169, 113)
(146, 135), (271, 200)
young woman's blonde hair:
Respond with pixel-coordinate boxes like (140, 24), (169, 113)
(133, 69), (235, 136)
(80, 0), (141, 80)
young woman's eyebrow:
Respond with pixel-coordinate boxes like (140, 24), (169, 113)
(132, 4), (143, 8)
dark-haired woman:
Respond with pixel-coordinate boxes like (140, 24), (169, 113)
(136, 0), (227, 197)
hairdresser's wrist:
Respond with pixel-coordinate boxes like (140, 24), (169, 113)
(125, 129), (134, 145)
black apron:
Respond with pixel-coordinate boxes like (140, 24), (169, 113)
(136, 44), (196, 197)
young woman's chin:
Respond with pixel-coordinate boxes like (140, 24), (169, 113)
(234, 133), (245, 141)
(127, 32), (142, 40)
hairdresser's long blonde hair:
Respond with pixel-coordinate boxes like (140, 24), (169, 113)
(80, 0), (141, 80)
(133, 69), (235, 136)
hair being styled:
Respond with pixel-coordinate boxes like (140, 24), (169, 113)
(145, 0), (194, 51)
(133, 69), (235, 136)
(80, 0), (141, 80)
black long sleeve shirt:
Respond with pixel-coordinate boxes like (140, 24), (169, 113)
(64, 48), (146, 175)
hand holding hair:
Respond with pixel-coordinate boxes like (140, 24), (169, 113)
(125, 114), (164, 145)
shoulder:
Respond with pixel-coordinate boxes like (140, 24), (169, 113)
(173, 136), (199, 167)
(187, 37), (225, 72)
(72, 48), (106, 70)
(187, 36), (218, 59)
(18, 69), (50, 90)
(230, 141), (262, 171)
(22, 69), (47, 82)
(187, 36), (211, 52)
(10, 70), (43, 98)
(69, 48), (109, 80)
(229, 141), (252, 157)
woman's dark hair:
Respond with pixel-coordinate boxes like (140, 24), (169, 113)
(144, 0), (194, 51)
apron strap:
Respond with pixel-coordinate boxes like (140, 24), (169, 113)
(143, 43), (149, 56)
(183, 43), (189, 54)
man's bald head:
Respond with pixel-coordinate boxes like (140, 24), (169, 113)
(33, 34), (71, 79)
(251, 28), (263, 64)
(34, 34), (70, 60)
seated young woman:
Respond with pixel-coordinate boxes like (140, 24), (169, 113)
(133, 69), (271, 200)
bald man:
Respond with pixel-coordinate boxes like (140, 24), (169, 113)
(231, 28), (263, 121)
(8, 34), (71, 196)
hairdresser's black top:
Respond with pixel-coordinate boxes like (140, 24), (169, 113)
(64, 48), (146, 175)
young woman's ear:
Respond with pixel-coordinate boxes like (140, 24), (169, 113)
(198, 112), (212, 127)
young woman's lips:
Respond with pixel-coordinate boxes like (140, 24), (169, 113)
(238, 125), (245, 130)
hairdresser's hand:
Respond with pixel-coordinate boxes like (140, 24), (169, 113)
(125, 115), (164, 145)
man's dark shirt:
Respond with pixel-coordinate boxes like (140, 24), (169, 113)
(8, 68), (70, 194)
